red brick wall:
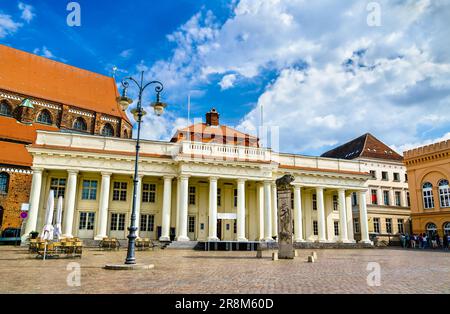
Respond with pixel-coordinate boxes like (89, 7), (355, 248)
(0, 170), (31, 231)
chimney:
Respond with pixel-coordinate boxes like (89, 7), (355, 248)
(206, 108), (219, 126)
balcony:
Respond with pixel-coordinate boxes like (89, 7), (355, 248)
(178, 141), (272, 162)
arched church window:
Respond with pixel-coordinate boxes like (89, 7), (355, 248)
(73, 117), (87, 131)
(101, 123), (114, 137)
(36, 109), (52, 125)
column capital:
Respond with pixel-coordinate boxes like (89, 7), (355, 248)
(31, 167), (44, 174)
(337, 188), (346, 193)
(101, 172), (112, 177)
(209, 176), (219, 182)
(294, 185), (302, 191)
(315, 186), (325, 192)
(237, 178), (247, 184)
(67, 169), (79, 175)
(179, 174), (190, 180)
(163, 175), (175, 181)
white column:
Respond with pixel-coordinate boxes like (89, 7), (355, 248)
(316, 187), (327, 242)
(338, 189), (349, 242)
(237, 179), (247, 242)
(133, 175), (143, 238)
(160, 176), (173, 241)
(401, 189), (407, 207)
(389, 188), (395, 206)
(63, 170), (78, 238)
(346, 193), (355, 242)
(271, 183), (278, 237)
(263, 181), (273, 241)
(176, 177), (181, 238)
(177, 175), (190, 241)
(95, 172), (111, 240)
(208, 177), (219, 241)
(257, 183), (265, 240)
(294, 186), (304, 242)
(22, 168), (43, 240)
(359, 191), (371, 244)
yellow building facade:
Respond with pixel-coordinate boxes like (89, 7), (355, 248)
(403, 140), (450, 236)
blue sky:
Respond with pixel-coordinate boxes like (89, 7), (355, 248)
(1, 0), (449, 155)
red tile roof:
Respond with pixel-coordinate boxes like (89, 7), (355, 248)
(171, 123), (259, 146)
(0, 44), (129, 123)
(0, 141), (33, 167)
(0, 117), (58, 167)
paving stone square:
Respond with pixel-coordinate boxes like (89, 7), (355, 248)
(0, 247), (449, 294)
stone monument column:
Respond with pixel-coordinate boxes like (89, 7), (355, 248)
(276, 174), (295, 259)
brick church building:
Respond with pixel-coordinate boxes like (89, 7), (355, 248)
(0, 45), (132, 231)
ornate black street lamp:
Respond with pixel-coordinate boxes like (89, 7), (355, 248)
(117, 71), (167, 265)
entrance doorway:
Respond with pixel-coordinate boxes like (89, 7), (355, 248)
(0, 206), (3, 229)
(109, 212), (126, 239)
(188, 215), (196, 240)
(216, 219), (236, 241)
(217, 219), (222, 240)
(77, 211), (95, 239)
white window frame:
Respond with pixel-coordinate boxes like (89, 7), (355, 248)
(438, 180), (450, 208)
(422, 182), (434, 209)
(373, 218), (380, 234)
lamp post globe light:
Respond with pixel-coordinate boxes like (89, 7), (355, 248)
(109, 71), (167, 268)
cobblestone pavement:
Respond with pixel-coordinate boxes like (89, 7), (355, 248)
(0, 247), (449, 294)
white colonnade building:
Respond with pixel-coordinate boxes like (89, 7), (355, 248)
(22, 110), (372, 245)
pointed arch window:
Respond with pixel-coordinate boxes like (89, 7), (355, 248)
(0, 172), (9, 194)
(422, 182), (434, 209)
(0, 101), (12, 116)
(36, 109), (52, 125)
(73, 117), (87, 131)
(439, 179), (450, 208)
(101, 123), (114, 137)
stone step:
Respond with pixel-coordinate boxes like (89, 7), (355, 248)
(166, 241), (199, 250)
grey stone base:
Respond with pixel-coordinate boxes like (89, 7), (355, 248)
(104, 263), (154, 270)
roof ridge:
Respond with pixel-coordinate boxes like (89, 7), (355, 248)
(360, 133), (370, 157)
(0, 44), (113, 80)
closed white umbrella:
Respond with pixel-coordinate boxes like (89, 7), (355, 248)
(41, 190), (55, 241)
(54, 196), (63, 240)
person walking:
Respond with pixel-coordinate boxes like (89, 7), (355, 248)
(400, 233), (405, 248)
(436, 233), (441, 248)
(410, 234), (416, 248)
(443, 234), (448, 251)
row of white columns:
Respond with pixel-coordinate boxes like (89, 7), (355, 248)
(23, 169), (370, 244)
(291, 186), (370, 243)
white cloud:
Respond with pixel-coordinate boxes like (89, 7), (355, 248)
(120, 49), (133, 58)
(0, 14), (22, 38)
(219, 74), (237, 90)
(393, 132), (450, 155)
(33, 46), (56, 59)
(137, 0), (450, 154)
(18, 2), (35, 23)
(33, 46), (67, 62)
